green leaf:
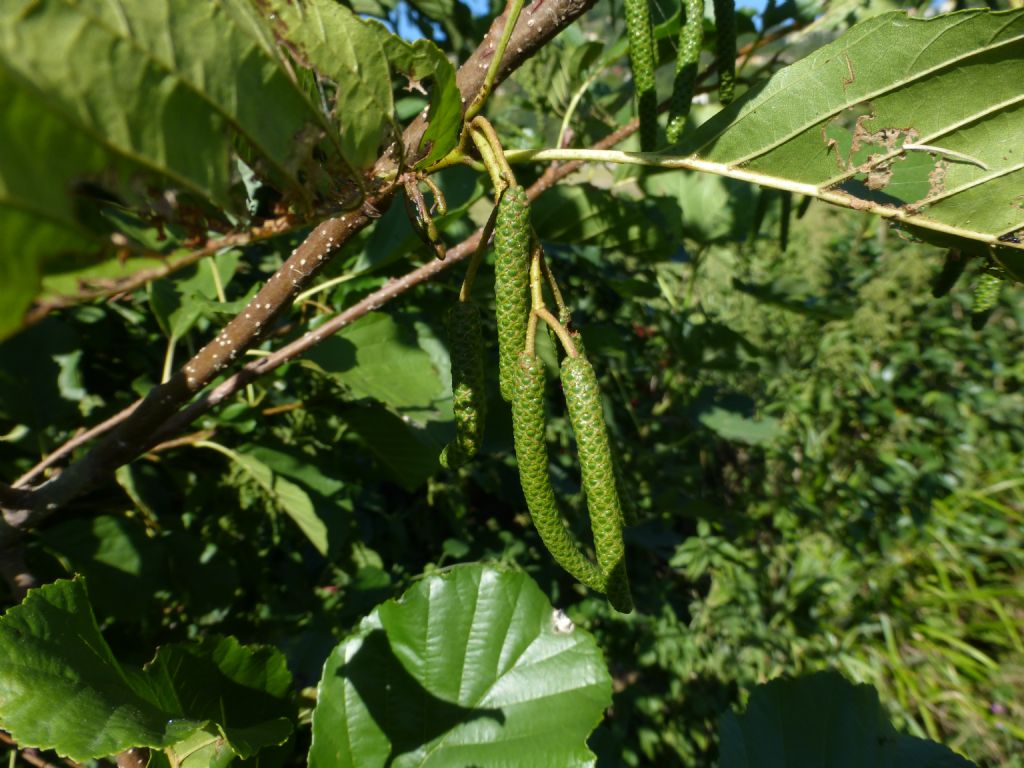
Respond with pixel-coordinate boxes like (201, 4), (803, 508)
(672, 10), (1024, 275)
(267, 0), (460, 171)
(532, 185), (684, 259)
(376, 37), (461, 170)
(139, 636), (294, 759)
(309, 564), (612, 768)
(697, 407), (782, 445)
(719, 671), (978, 768)
(0, 579), (200, 761)
(198, 441), (329, 556)
(265, 0), (393, 171)
(339, 404), (447, 492)
(0, 0), (341, 339)
(306, 312), (447, 415)
(0, 579), (294, 764)
(37, 515), (166, 621)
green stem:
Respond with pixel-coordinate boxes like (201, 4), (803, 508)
(470, 117), (516, 190)
(464, 0), (526, 122)
(540, 252), (570, 324)
(459, 203), (500, 302)
(536, 307), (578, 357)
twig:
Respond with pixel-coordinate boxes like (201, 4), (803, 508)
(0, 0), (601, 536)
(0, 731), (82, 768)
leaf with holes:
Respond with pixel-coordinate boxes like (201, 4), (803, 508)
(671, 9), (1024, 278)
(308, 564), (612, 768)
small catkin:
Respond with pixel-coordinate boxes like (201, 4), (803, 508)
(560, 355), (633, 613)
(625, 0), (658, 151)
(712, 0), (736, 105)
(666, 0), (704, 144)
(440, 302), (487, 469)
(494, 187), (532, 402)
(971, 270), (1003, 329)
(511, 352), (606, 590)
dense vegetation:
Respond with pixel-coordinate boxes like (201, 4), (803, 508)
(0, 0), (1021, 766)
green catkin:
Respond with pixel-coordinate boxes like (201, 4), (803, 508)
(624, 0), (658, 151)
(712, 0), (736, 105)
(932, 249), (967, 298)
(494, 187), (531, 402)
(560, 355), (633, 613)
(666, 0), (704, 144)
(440, 302), (487, 469)
(971, 270), (1003, 330)
(511, 352), (606, 591)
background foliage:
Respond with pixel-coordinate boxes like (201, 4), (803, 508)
(1, 0), (1022, 766)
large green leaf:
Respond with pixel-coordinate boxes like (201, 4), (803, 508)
(309, 564), (612, 768)
(0, 579), (295, 764)
(0, 0), (341, 339)
(672, 10), (1024, 276)
(719, 671), (977, 768)
(0, 579), (200, 760)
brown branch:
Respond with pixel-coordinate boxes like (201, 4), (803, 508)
(0, 733), (84, 768)
(152, 120), (642, 442)
(0, 0), (599, 539)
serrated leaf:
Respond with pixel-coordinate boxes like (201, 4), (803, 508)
(0, 0), (344, 340)
(309, 564), (612, 768)
(266, 0), (394, 171)
(266, 0), (460, 171)
(0, 579), (201, 761)
(719, 671), (978, 768)
(670, 10), (1024, 275)
(139, 636), (294, 759)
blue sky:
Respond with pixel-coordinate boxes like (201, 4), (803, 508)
(394, 0), (770, 39)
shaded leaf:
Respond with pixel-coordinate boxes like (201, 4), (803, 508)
(532, 185), (684, 259)
(139, 636), (294, 759)
(306, 312), (447, 415)
(198, 441), (329, 556)
(719, 671), (977, 768)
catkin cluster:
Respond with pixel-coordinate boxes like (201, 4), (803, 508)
(442, 182), (634, 612)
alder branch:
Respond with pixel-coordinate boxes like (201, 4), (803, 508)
(0, 0), (599, 538)
(152, 126), (635, 441)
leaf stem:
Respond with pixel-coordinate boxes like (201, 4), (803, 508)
(465, 0), (526, 122)
(504, 147), (1022, 252)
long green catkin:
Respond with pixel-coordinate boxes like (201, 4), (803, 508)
(624, 0), (658, 151)
(666, 0), (704, 144)
(440, 302), (487, 469)
(560, 355), (633, 613)
(712, 0), (736, 105)
(511, 352), (606, 591)
(494, 187), (531, 402)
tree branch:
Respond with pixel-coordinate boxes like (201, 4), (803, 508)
(0, 0), (599, 536)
